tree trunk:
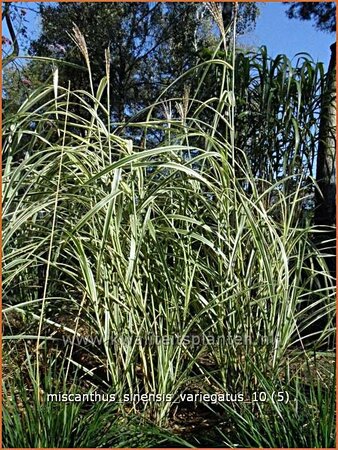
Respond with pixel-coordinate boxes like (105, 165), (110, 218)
(315, 42), (336, 227)
(314, 42), (336, 277)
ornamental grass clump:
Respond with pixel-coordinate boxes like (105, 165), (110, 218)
(2, 14), (335, 446)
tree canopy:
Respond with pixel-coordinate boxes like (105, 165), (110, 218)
(285, 2), (336, 33)
(23, 2), (259, 120)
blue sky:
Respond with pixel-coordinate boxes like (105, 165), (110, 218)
(240, 2), (335, 67)
(3, 2), (335, 67)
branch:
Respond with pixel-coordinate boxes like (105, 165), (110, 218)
(3, 2), (20, 67)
